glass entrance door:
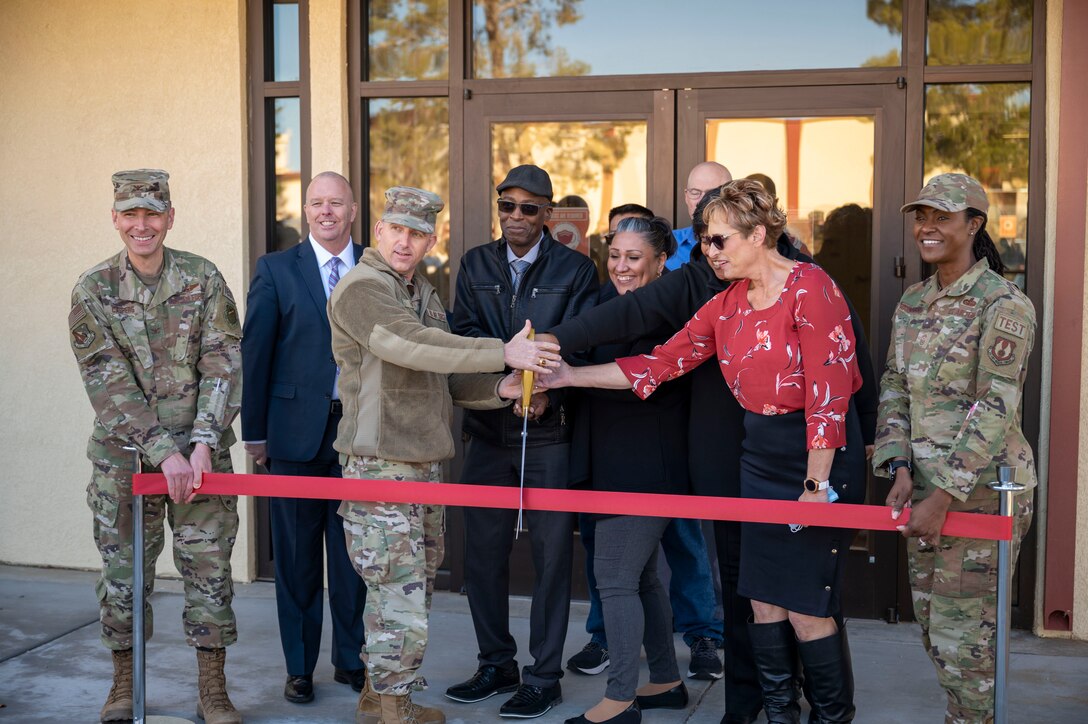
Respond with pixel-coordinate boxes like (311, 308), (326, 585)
(454, 83), (907, 621)
(450, 89), (672, 596)
(679, 84), (907, 620)
(461, 90), (675, 268)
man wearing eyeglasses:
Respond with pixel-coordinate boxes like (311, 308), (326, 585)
(667, 161), (732, 270)
(446, 164), (599, 719)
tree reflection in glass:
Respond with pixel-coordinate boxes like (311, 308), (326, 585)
(368, 98), (451, 303)
(924, 83), (1030, 289)
(926, 0), (1032, 66)
(367, 0), (449, 81)
(489, 121), (647, 279)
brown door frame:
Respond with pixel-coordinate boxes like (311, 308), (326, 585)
(460, 89), (677, 260)
(445, 88), (676, 597)
(677, 83), (908, 620)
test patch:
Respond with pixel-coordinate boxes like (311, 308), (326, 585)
(994, 313), (1027, 339)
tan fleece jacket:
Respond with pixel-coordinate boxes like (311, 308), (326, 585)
(329, 248), (509, 463)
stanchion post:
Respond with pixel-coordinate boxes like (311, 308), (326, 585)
(123, 446), (147, 724)
(988, 465), (1024, 724)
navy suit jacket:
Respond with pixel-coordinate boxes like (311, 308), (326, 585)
(241, 240), (364, 462)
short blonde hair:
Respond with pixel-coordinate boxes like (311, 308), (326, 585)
(702, 179), (787, 248)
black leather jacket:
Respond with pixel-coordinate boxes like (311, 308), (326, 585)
(451, 232), (599, 447)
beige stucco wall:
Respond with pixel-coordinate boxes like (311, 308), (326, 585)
(0, 1), (254, 579)
(310, 0), (350, 178)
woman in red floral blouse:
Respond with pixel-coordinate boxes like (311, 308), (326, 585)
(541, 180), (865, 723)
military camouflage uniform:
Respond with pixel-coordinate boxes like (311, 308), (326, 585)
(874, 257), (1036, 724)
(339, 457), (445, 695)
(70, 246), (242, 651)
(331, 186), (510, 699)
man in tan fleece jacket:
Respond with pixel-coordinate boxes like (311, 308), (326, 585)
(328, 186), (559, 724)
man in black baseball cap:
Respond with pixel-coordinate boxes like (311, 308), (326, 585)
(445, 165), (599, 718)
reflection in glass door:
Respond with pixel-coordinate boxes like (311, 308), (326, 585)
(489, 120), (648, 281)
(705, 116), (875, 341)
(681, 85), (906, 621)
(455, 90), (672, 597)
(461, 91), (676, 277)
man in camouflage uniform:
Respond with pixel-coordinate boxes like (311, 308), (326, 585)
(874, 173), (1036, 724)
(328, 186), (557, 724)
(69, 169), (244, 724)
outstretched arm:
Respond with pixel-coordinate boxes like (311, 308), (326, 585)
(537, 359), (629, 391)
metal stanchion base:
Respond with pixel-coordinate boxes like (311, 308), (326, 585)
(144, 716), (196, 723)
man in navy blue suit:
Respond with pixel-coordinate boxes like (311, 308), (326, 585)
(242, 171), (367, 704)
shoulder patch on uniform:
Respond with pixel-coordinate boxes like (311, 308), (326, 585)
(224, 298), (239, 328)
(987, 336), (1018, 366)
(994, 313), (1027, 339)
(69, 304), (87, 329)
(72, 322), (96, 349)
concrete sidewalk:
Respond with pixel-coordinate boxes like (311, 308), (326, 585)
(1, 564), (1085, 723)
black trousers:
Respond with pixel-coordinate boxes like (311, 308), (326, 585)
(461, 437), (574, 688)
(714, 519), (763, 718)
(268, 411), (366, 676)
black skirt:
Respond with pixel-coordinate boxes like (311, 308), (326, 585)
(737, 404), (864, 617)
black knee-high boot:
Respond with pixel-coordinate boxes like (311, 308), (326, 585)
(747, 620), (801, 724)
(797, 626), (855, 723)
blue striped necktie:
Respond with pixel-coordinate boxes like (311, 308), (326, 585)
(327, 257), (341, 297)
(511, 259), (530, 294)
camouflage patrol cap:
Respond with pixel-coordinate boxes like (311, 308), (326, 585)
(901, 173), (989, 215)
(382, 186), (444, 234)
(112, 169), (171, 212)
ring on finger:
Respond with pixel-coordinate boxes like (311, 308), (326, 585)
(539, 357), (547, 366)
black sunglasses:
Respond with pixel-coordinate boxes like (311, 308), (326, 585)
(497, 199), (547, 216)
(699, 232), (740, 250)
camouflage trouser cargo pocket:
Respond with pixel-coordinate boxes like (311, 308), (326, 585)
(340, 455), (445, 695)
(166, 492), (239, 648)
(87, 457), (239, 651)
(908, 489), (1033, 721)
(88, 461), (163, 650)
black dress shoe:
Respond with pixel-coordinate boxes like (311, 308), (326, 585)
(565, 702), (641, 724)
(284, 674), (314, 703)
(334, 666), (367, 692)
(720, 715), (759, 724)
(500, 682), (562, 719)
(445, 664), (520, 703)
(636, 682), (688, 710)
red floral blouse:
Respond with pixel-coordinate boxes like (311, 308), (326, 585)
(615, 262), (862, 450)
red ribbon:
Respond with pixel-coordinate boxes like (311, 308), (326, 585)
(133, 472), (1011, 541)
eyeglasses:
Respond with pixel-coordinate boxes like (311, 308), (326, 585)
(497, 199), (547, 216)
(699, 231), (741, 250)
(684, 187), (712, 199)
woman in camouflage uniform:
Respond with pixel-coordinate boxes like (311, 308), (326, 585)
(874, 173), (1036, 724)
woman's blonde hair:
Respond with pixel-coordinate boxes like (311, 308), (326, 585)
(702, 178), (787, 248)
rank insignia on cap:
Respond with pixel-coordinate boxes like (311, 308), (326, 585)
(988, 336), (1017, 366)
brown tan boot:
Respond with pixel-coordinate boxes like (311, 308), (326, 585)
(195, 648), (242, 723)
(354, 677), (382, 724)
(377, 693), (445, 724)
(100, 649), (133, 722)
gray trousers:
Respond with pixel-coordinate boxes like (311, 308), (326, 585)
(595, 515), (681, 701)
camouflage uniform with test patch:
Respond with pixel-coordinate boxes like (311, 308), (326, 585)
(874, 255), (1035, 724)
